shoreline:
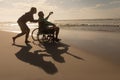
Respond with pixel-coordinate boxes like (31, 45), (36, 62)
(0, 30), (120, 80)
(1, 29), (120, 65)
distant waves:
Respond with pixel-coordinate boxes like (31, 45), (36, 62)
(55, 19), (120, 32)
(59, 24), (120, 32)
(0, 21), (120, 33)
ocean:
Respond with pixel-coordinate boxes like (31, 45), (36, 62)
(0, 19), (120, 32)
(55, 19), (120, 32)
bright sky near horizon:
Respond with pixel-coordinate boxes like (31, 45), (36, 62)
(0, 0), (120, 21)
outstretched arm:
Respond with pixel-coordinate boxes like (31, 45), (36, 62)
(45, 12), (53, 20)
(30, 18), (38, 23)
(30, 15), (39, 23)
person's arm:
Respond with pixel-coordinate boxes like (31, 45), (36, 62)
(45, 12), (53, 20)
(30, 19), (38, 22)
(30, 15), (39, 22)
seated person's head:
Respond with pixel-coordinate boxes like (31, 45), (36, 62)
(38, 11), (44, 18)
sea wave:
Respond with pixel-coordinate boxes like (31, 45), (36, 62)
(0, 20), (120, 33)
(59, 25), (120, 32)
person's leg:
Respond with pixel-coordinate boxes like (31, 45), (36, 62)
(12, 22), (26, 44)
(25, 27), (30, 43)
(54, 27), (60, 39)
(46, 22), (59, 39)
(13, 32), (25, 42)
(45, 21), (60, 41)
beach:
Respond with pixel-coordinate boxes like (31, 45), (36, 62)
(0, 29), (120, 80)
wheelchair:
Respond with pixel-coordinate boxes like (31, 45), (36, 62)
(31, 28), (55, 43)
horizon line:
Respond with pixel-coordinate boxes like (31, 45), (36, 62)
(55, 18), (120, 21)
(0, 18), (120, 22)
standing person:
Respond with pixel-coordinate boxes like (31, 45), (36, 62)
(38, 11), (60, 42)
(12, 7), (38, 44)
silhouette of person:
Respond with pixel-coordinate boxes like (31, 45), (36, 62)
(38, 11), (60, 42)
(14, 44), (58, 74)
(12, 7), (38, 44)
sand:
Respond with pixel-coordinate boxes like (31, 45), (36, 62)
(0, 30), (120, 80)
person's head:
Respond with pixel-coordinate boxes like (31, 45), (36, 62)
(38, 11), (44, 18)
(30, 7), (37, 14)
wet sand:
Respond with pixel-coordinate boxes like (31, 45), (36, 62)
(60, 29), (120, 65)
(0, 30), (120, 80)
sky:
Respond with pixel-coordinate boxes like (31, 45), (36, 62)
(0, 0), (120, 21)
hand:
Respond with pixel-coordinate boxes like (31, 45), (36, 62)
(49, 12), (53, 15)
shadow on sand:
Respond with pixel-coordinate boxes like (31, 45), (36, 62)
(14, 42), (84, 74)
(14, 44), (58, 75)
(34, 41), (85, 63)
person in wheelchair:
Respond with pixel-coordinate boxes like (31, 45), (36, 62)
(38, 11), (60, 42)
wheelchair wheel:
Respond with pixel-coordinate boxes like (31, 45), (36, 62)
(31, 28), (55, 43)
(31, 28), (44, 42)
(31, 28), (39, 41)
